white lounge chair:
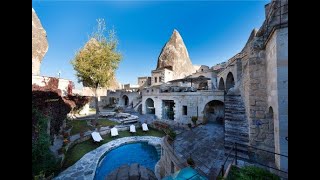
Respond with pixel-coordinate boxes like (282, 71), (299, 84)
(142, 123), (149, 132)
(111, 127), (119, 137)
(130, 125), (136, 133)
(91, 132), (103, 142)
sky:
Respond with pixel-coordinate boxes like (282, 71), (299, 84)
(32, 0), (269, 89)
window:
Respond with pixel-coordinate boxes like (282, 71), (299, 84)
(182, 106), (187, 115)
(155, 77), (157, 83)
(142, 81), (144, 83)
(159, 76), (163, 82)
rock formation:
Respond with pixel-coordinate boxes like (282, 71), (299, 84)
(157, 29), (195, 79)
(32, 8), (48, 75)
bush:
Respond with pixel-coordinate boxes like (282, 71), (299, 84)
(187, 157), (195, 166)
(32, 107), (59, 178)
(169, 130), (176, 140)
(227, 165), (280, 180)
(191, 116), (198, 125)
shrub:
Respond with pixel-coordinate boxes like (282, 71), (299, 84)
(191, 116), (198, 125)
(32, 107), (58, 178)
(169, 130), (176, 140)
(228, 165), (280, 180)
(187, 157), (195, 166)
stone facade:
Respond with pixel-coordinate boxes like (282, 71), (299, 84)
(32, 75), (73, 97)
(151, 68), (174, 86)
(102, 0), (288, 174)
(138, 76), (151, 88)
(142, 89), (224, 124)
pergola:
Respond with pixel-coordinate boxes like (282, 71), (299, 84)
(168, 75), (210, 87)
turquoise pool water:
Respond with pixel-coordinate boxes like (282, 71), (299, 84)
(94, 142), (159, 180)
(163, 167), (208, 180)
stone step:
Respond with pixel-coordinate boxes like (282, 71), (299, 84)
(225, 143), (249, 153)
(224, 130), (249, 137)
(224, 137), (249, 145)
(225, 107), (244, 111)
(225, 114), (246, 118)
(225, 150), (249, 161)
(225, 123), (249, 130)
(225, 105), (245, 109)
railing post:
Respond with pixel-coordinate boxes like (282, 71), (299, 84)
(235, 142), (238, 166)
(221, 164), (224, 177)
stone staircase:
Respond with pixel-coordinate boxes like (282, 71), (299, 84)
(154, 145), (161, 159)
(224, 95), (250, 160)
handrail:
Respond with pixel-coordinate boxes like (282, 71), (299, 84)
(217, 142), (288, 178)
(132, 100), (142, 109)
(243, 143), (288, 158)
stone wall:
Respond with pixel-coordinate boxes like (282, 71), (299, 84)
(32, 75), (72, 96)
(142, 90), (224, 124)
(239, 25), (287, 170)
(158, 136), (186, 178)
(266, 27), (288, 170)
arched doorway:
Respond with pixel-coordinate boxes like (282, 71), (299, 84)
(198, 81), (208, 90)
(122, 95), (129, 106)
(203, 100), (224, 124)
(226, 72), (235, 92)
(145, 98), (155, 114)
(267, 107), (275, 148)
(218, 78), (225, 91)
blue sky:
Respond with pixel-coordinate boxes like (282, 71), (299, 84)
(32, 0), (268, 89)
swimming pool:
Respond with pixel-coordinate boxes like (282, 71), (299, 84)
(94, 142), (159, 180)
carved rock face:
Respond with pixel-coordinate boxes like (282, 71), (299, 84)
(157, 29), (195, 79)
(32, 8), (48, 75)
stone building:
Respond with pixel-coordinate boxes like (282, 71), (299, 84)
(104, 0), (288, 175)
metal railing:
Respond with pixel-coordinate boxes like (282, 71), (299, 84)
(163, 131), (210, 178)
(218, 142), (288, 178)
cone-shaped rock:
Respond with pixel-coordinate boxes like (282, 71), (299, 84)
(32, 8), (48, 75)
(156, 29), (195, 79)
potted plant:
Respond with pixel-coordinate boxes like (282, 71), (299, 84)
(63, 139), (69, 146)
(187, 157), (195, 168)
(79, 130), (84, 138)
(191, 116), (198, 126)
(187, 123), (192, 129)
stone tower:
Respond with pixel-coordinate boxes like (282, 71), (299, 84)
(156, 29), (195, 79)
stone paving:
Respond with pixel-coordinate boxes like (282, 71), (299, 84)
(54, 136), (162, 180)
(173, 123), (228, 178)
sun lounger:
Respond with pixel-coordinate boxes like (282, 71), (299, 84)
(130, 125), (136, 133)
(142, 123), (149, 131)
(91, 132), (103, 142)
(111, 127), (119, 137)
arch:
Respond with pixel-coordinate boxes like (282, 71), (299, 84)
(226, 72), (235, 92)
(145, 98), (155, 114)
(267, 106), (274, 119)
(218, 77), (225, 90)
(122, 95), (129, 106)
(267, 106), (275, 148)
(203, 100), (224, 124)
(198, 81), (208, 90)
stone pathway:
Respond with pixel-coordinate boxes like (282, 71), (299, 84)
(173, 123), (228, 178)
(54, 136), (162, 180)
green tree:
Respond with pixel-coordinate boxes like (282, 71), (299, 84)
(71, 19), (122, 123)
